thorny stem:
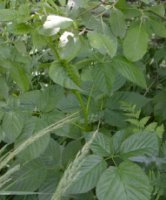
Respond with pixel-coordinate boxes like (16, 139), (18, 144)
(48, 38), (89, 130)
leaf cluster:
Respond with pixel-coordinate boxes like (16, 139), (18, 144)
(0, 0), (166, 200)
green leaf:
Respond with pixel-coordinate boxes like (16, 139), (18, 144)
(120, 131), (159, 158)
(41, 15), (73, 36)
(111, 56), (147, 88)
(87, 32), (117, 57)
(32, 31), (47, 49)
(60, 35), (81, 61)
(0, 9), (17, 22)
(10, 64), (30, 91)
(12, 23), (32, 34)
(66, 155), (107, 194)
(91, 64), (114, 94)
(109, 8), (126, 38)
(141, 0), (152, 4)
(90, 132), (113, 157)
(16, 118), (50, 162)
(17, 134), (50, 162)
(104, 109), (126, 128)
(0, 77), (9, 99)
(3, 160), (47, 192)
(39, 171), (62, 200)
(49, 61), (81, 90)
(123, 25), (149, 61)
(112, 130), (129, 153)
(62, 140), (82, 167)
(40, 139), (62, 168)
(148, 4), (165, 17)
(2, 112), (24, 143)
(147, 18), (166, 38)
(96, 161), (152, 200)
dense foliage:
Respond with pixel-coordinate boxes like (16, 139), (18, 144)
(0, 0), (166, 199)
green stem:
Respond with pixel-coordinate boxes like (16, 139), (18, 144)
(48, 39), (89, 130)
(74, 90), (89, 130)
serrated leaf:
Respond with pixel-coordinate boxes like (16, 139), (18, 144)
(16, 118), (50, 162)
(126, 118), (139, 126)
(2, 112), (24, 143)
(109, 8), (126, 38)
(111, 56), (147, 88)
(139, 116), (150, 127)
(66, 155), (107, 194)
(39, 171), (62, 200)
(87, 32), (117, 57)
(49, 61), (81, 90)
(60, 36), (81, 61)
(62, 140), (82, 167)
(17, 135), (50, 162)
(123, 25), (149, 61)
(40, 139), (62, 168)
(145, 122), (157, 132)
(96, 161), (152, 200)
(149, 4), (165, 17)
(90, 132), (113, 157)
(0, 9), (17, 21)
(91, 64), (114, 94)
(156, 124), (164, 139)
(0, 77), (9, 99)
(147, 18), (166, 38)
(120, 131), (159, 158)
(3, 160), (47, 192)
(10, 64), (30, 91)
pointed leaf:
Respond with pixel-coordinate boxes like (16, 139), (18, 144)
(66, 155), (107, 194)
(112, 56), (147, 88)
(87, 32), (117, 57)
(3, 160), (47, 192)
(120, 131), (159, 158)
(0, 9), (17, 22)
(109, 9), (126, 38)
(49, 61), (81, 90)
(90, 132), (113, 157)
(96, 161), (152, 200)
(10, 65), (30, 91)
(2, 112), (24, 143)
(123, 25), (149, 61)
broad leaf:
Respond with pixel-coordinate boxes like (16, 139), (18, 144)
(91, 64), (114, 94)
(10, 64), (30, 91)
(3, 160), (47, 192)
(123, 25), (149, 61)
(109, 8), (126, 38)
(16, 118), (50, 162)
(147, 18), (166, 38)
(96, 161), (152, 200)
(87, 32), (117, 57)
(0, 77), (9, 99)
(66, 155), (107, 194)
(2, 112), (24, 143)
(111, 56), (147, 88)
(0, 9), (17, 21)
(60, 35), (81, 61)
(148, 4), (165, 17)
(39, 171), (62, 200)
(120, 131), (159, 158)
(89, 133), (113, 157)
(62, 140), (82, 167)
(49, 61), (81, 90)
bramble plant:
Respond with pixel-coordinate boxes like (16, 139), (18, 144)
(0, 0), (166, 200)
